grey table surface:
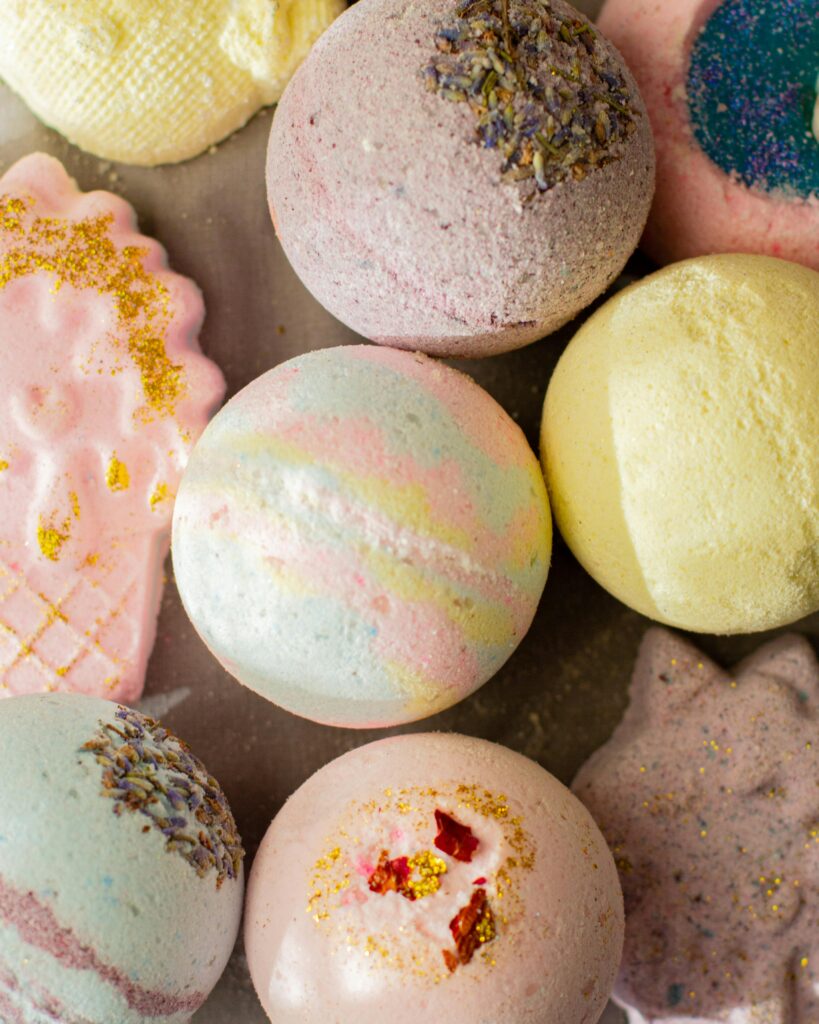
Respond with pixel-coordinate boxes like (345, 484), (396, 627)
(1, 1), (816, 1021)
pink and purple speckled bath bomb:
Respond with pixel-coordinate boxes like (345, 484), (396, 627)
(598, 0), (819, 269)
(574, 628), (819, 1023)
(267, 0), (655, 357)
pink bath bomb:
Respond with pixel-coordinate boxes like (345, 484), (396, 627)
(267, 0), (655, 357)
(0, 153), (225, 702)
(246, 733), (624, 1023)
(598, 0), (819, 269)
(574, 628), (819, 1023)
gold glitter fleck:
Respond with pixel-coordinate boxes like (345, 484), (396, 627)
(37, 515), (71, 561)
(0, 196), (187, 422)
(150, 482), (171, 510)
(406, 851), (447, 899)
(106, 455), (130, 492)
(801, 957), (809, 968)
(0, 459), (8, 472)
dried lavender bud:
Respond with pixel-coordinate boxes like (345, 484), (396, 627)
(81, 705), (244, 888)
(422, 0), (638, 194)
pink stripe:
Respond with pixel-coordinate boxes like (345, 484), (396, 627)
(0, 875), (204, 1017)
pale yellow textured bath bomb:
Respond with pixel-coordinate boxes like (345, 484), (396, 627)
(541, 254), (819, 635)
(0, 0), (345, 166)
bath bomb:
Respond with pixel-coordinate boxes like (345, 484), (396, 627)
(540, 253), (819, 635)
(267, 0), (655, 357)
(598, 0), (819, 270)
(573, 628), (819, 1023)
(0, 0), (345, 165)
(0, 693), (244, 1023)
(246, 732), (624, 1023)
(172, 345), (551, 727)
(0, 153), (225, 702)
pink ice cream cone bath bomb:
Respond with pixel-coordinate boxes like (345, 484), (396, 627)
(0, 693), (244, 1023)
(266, 0), (655, 357)
(0, 153), (225, 702)
(597, 0), (819, 269)
(245, 732), (624, 1024)
(574, 628), (819, 1023)
(172, 345), (551, 727)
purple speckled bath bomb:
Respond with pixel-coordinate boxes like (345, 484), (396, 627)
(267, 0), (655, 357)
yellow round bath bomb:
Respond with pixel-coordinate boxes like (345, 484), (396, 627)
(541, 254), (819, 635)
(0, 0), (345, 166)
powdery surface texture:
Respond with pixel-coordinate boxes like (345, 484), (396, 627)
(597, 0), (819, 270)
(246, 732), (624, 1023)
(574, 628), (819, 1023)
(267, 0), (654, 356)
(172, 345), (551, 727)
(0, 152), (225, 702)
(0, 693), (244, 1024)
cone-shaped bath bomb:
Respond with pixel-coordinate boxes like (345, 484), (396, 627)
(246, 733), (624, 1023)
(574, 628), (819, 1023)
(0, 693), (244, 1023)
(541, 254), (819, 635)
(598, 0), (819, 270)
(266, 0), (655, 357)
(0, 0), (345, 165)
(172, 345), (551, 727)
(0, 153), (225, 702)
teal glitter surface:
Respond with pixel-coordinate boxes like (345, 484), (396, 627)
(686, 0), (819, 198)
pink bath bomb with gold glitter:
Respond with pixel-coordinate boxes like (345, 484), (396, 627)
(598, 0), (819, 269)
(245, 732), (624, 1023)
(574, 628), (819, 1023)
(0, 153), (225, 701)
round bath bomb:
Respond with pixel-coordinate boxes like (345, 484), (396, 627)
(598, 0), (819, 269)
(541, 254), (819, 635)
(246, 732), (624, 1023)
(0, 693), (244, 1023)
(540, 253), (818, 630)
(267, 0), (655, 357)
(0, 0), (345, 165)
(172, 345), (551, 727)
(574, 628), (819, 1023)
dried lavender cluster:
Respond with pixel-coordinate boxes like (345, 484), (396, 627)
(422, 0), (638, 192)
(82, 706), (244, 888)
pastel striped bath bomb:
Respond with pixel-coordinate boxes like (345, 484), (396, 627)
(172, 346), (551, 727)
(0, 693), (244, 1024)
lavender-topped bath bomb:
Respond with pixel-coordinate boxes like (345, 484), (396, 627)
(267, 0), (655, 357)
(0, 694), (244, 1023)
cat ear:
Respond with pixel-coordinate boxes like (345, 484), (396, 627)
(735, 634), (819, 705)
(626, 627), (723, 725)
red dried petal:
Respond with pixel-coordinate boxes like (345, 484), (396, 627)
(433, 809), (479, 862)
(446, 888), (496, 969)
(442, 948), (459, 973)
(367, 850), (415, 901)
(472, 876), (487, 885)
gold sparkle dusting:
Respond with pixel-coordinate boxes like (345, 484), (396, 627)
(106, 455), (130, 492)
(0, 194), (186, 422)
(150, 482), (171, 510)
(307, 782), (535, 983)
(406, 851), (447, 899)
(37, 517), (71, 561)
(0, 459), (8, 472)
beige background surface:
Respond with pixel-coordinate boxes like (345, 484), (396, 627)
(0, 1), (816, 1021)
